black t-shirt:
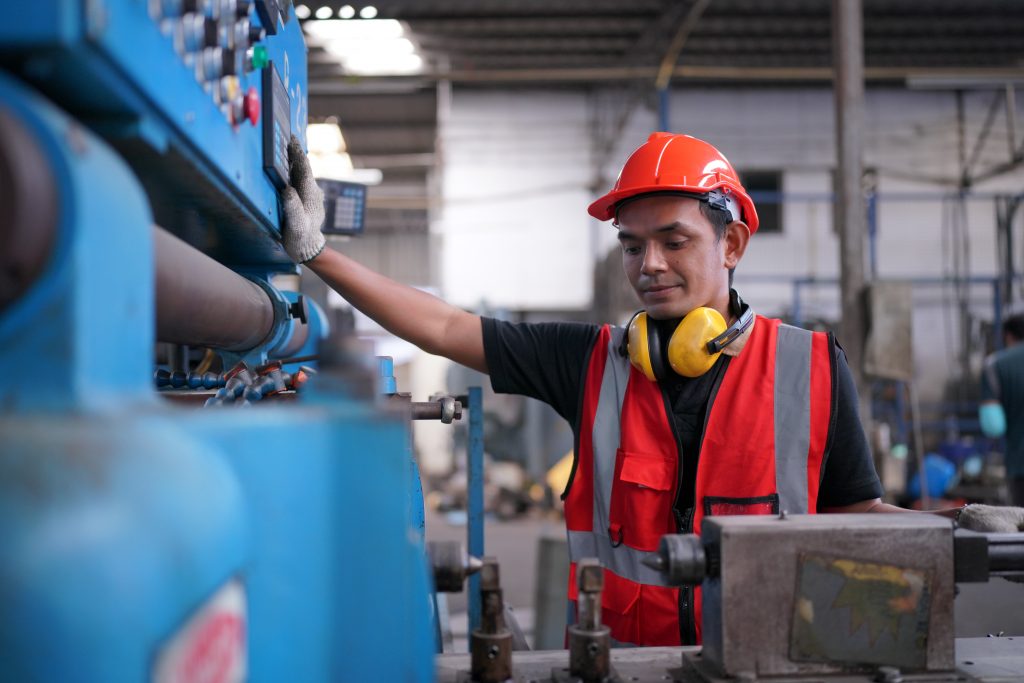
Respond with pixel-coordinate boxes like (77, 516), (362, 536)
(481, 316), (883, 511)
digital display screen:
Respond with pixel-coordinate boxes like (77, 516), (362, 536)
(316, 179), (367, 236)
(262, 61), (290, 189)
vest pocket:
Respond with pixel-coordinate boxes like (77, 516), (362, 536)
(608, 449), (675, 552)
(702, 493), (779, 517)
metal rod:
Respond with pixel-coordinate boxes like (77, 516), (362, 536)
(833, 0), (870, 421)
(986, 533), (1024, 575)
(1006, 84), (1018, 158)
(154, 227), (275, 351)
(310, 66), (1024, 89)
(908, 381), (931, 510)
(467, 386), (485, 633)
(653, 0), (712, 91)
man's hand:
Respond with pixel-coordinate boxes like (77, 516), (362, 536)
(958, 504), (1024, 532)
(280, 135), (326, 264)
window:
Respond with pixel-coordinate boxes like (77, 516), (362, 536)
(739, 170), (782, 234)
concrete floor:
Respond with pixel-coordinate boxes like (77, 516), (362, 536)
(425, 510), (1024, 652)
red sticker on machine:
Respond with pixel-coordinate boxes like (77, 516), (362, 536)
(152, 579), (247, 683)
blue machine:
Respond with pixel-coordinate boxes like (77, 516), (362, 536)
(0, 1), (435, 680)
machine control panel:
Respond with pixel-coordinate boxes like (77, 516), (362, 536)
(317, 179), (368, 236)
(262, 61), (290, 189)
(255, 0), (283, 34)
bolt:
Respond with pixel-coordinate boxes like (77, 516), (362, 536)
(587, 641), (600, 657)
(577, 558), (604, 592)
(487, 644), (499, 660)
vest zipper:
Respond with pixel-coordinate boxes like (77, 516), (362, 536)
(660, 385), (696, 646)
(664, 358), (730, 646)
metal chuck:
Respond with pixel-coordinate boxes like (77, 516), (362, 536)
(553, 558), (619, 683)
(428, 540), (483, 593)
(469, 558), (513, 683)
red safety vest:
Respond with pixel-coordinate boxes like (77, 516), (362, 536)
(563, 315), (834, 646)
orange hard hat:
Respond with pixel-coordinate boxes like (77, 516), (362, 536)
(588, 132), (759, 234)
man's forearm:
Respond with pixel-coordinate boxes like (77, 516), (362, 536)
(307, 245), (487, 373)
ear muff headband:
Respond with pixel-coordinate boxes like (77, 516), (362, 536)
(707, 305), (754, 354)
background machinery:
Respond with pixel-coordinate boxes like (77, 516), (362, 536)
(0, 1), (436, 680)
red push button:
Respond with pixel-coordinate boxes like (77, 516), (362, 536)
(243, 87), (260, 126)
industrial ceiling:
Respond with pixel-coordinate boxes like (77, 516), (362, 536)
(301, 0), (1024, 234)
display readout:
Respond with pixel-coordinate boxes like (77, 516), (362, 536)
(316, 179), (367, 236)
(262, 61), (290, 189)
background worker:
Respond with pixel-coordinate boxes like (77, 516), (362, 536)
(281, 132), (1024, 646)
(980, 313), (1024, 505)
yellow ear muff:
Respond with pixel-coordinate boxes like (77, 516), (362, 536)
(627, 312), (658, 382)
(667, 307), (727, 378)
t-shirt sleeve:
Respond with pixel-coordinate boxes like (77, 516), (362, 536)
(482, 317), (601, 422)
(816, 343), (885, 509)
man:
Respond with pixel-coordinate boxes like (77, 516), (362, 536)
(980, 313), (1024, 505)
(280, 131), (1022, 646)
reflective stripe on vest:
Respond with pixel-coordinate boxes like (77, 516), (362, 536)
(564, 316), (832, 647)
(775, 323), (812, 515)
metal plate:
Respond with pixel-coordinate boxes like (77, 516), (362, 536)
(790, 554), (932, 669)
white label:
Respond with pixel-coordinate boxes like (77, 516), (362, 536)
(153, 579), (247, 683)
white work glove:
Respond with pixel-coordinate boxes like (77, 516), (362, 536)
(280, 135), (326, 264)
(958, 504), (1024, 533)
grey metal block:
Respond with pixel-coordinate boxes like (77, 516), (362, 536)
(701, 514), (955, 677)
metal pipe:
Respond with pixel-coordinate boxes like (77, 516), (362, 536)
(832, 0), (869, 417)
(309, 66), (1024, 89)
(986, 533), (1024, 575)
(154, 227), (275, 351)
(467, 387), (485, 633)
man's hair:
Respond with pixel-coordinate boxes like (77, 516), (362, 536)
(1003, 313), (1024, 343)
(700, 202), (736, 286)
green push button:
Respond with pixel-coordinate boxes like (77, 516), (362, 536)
(251, 45), (269, 70)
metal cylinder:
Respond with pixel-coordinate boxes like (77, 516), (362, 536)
(470, 558), (513, 683)
(647, 533), (707, 585)
(427, 541), (482, 593)
(567, 626), (611, 682)
(568, 558), (611, 682)
(0, 107), (58, 314)
(986, 533), (1024, 576)
(154, 227), (275, 350)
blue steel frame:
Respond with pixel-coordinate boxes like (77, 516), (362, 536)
(467, 386), (485, 632)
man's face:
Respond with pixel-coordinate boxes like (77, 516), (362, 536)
(616, 195), (733, 320)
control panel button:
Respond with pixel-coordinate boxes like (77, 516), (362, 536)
(247, 44), (269, 72)
(243, 87), (260, 126)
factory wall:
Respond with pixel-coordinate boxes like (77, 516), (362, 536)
(437, 86), (1024, 404)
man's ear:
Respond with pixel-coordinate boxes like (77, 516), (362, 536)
(723, 221), (750, 269)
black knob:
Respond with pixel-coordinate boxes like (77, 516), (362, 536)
(221, 48), (238, 76)
(288, 296), (307, 324)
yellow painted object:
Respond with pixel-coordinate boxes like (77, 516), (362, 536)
(547, 450), (575, 498)
(668, 306), (726, 377)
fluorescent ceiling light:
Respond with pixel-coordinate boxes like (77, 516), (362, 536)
(322, 36), (414, 59)
(360, 5), (378, 19)
(307, 122), (347, 155)
(295, 4), (311, 19)
(304, 18), (403, 40)
(343, 53), (422, 76)
(314, 5), (333, 19)
(310, 153), (383, 185)
(303, 19), (423, 76)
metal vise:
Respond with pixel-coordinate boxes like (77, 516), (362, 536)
(645, 513), (1024, 679)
